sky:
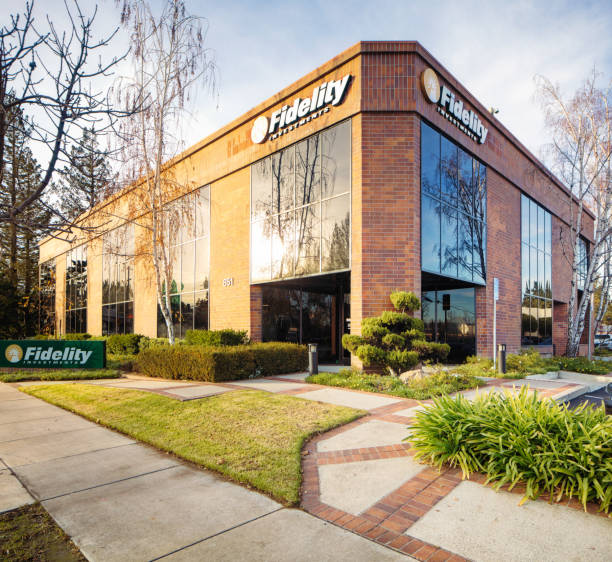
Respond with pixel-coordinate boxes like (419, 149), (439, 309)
(2, 0), (612, 167)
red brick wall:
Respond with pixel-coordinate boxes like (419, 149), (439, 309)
(357, 112), (421, 324)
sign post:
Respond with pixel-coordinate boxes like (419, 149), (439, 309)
(493, 278), (499, 369)
(0, 340), (106, 369)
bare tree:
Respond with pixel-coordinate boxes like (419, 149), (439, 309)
(0, 0), (128, 236)
(114, 0), (215, 344)
(535, 69), (611, 356)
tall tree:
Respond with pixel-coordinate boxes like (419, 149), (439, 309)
(114, 0), (215, 344)
(0, 105), (49, 336)
(535, 69), (611, 356)
(59, 126), (111, 219)
(0, 0), (128, 235)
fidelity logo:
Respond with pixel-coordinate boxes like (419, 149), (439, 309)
(5, 344), (22, 363)
(420, 68), (488, 144)
(251, 74), (352, 144)
(4, 345), (93, 365)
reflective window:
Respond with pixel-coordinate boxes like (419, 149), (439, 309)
(158, 185), (210, 337)
(65, 244), (88, 333)
(421, 288), (476, 362)
(102, 224), (134, 335)
(420, 122), (487, 284)
(39, 260), (56, 335)
(251, 120), (351, 282)
(521, 194), (552, 344)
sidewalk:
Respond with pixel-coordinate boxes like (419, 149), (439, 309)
(0, 382), (406, 562)
(4, 372), (612, 561)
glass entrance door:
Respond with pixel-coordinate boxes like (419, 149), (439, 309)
(261, 273), (350, 363)
(422, 288), (476, 362)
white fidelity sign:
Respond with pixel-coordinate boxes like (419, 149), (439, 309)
(250, 74), (352, 144)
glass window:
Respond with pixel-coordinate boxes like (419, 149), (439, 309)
(251, 121), (351, 283)
(521, 194), (553, 344)
(296, 203), (320, 276)
(296, 136), (321, 206)
(421, 123), (440, 198)
(421, 196), (441, 273)
(271, 211), (295, 279)
(420, 121), (486, 285)
(272, 148), (294, 214)
(441, 205), (458, 278)
(440, 136), (458, 204)
(321, 120), (351, 199)
(521, 193), (530, 243)
(322, 194), (350, 272)
(251, 160), (271, 220)
(102, 223), (134, 335)
(65, 244), (87, 333)
(157, 184), (211, 336)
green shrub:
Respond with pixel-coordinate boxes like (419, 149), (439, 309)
(389, 291), (420, 313)
(553, 356), (611, 375)
(63, 333), (92, 340)
(342, 292), (438, 376)
(184, 329), (249, 347)
(138, 337), (169, 352)
(137, 342), (307, 382)
(410, 340), (450, 363)
(409, 387), (612, 513)
(106, 334), (146, 355)
(306, 368), (482, 400)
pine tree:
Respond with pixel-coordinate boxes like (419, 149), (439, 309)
(60, 127), (111, 219)
(0, 107), (50, 336)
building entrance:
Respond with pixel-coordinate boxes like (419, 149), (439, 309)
(421, 277), (476, 362)
(260, 272), (350, 364)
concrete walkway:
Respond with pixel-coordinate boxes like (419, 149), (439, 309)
(0, 382), (406, 561)
(4, 371), (612, 561)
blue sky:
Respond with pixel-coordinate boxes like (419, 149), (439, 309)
(3, 0), (612, 162)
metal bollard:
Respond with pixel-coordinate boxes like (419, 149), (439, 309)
(496, 343), (506, 374)
(308, 343), (318, 375)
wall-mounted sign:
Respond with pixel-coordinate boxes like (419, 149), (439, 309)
(0, 340), (106, 369)
(251, 74), (352, 144)
(420, 68), (488, 145)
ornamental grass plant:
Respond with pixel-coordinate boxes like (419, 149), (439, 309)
(408, 387), (612, 513)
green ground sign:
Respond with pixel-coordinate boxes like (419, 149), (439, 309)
(0, 340), (106, 369)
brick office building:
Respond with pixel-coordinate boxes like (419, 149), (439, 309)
(38, 41), (594, 363)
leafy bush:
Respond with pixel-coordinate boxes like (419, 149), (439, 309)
(63, 333), (92, 340)
(106, 334), (146, 355)
(409, 387), (612, 513)
(594, 347), (612, 357)
(306, 368), (482, 400)
(505, 349), (552, 375)
(137, 342), (307, 382)
(138, 337), (169, 352)
(185, 329), (249, 347)
(342, 291), (449, 375)
(553, 356), (611, 375)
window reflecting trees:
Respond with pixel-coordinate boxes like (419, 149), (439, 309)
(39, 260), (56, 335)
(420, 122), (486, 284)
(103, 224), (134, 335)
(65, 244), (87, 333)
(251, 120), (351, 282)
(157, 186), (210, 337)
(521, 195), (552, 345)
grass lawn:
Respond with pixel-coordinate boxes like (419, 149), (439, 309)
(0, 503), (85, 561)
(306, 369), (483, 399)
(0, 369), (120, 383)
(22, 384), (362, 505)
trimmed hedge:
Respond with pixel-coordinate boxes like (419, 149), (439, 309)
(136, 342), (307, 382)
(106, 334), (145, 355)
(184, 329), (249, 347)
